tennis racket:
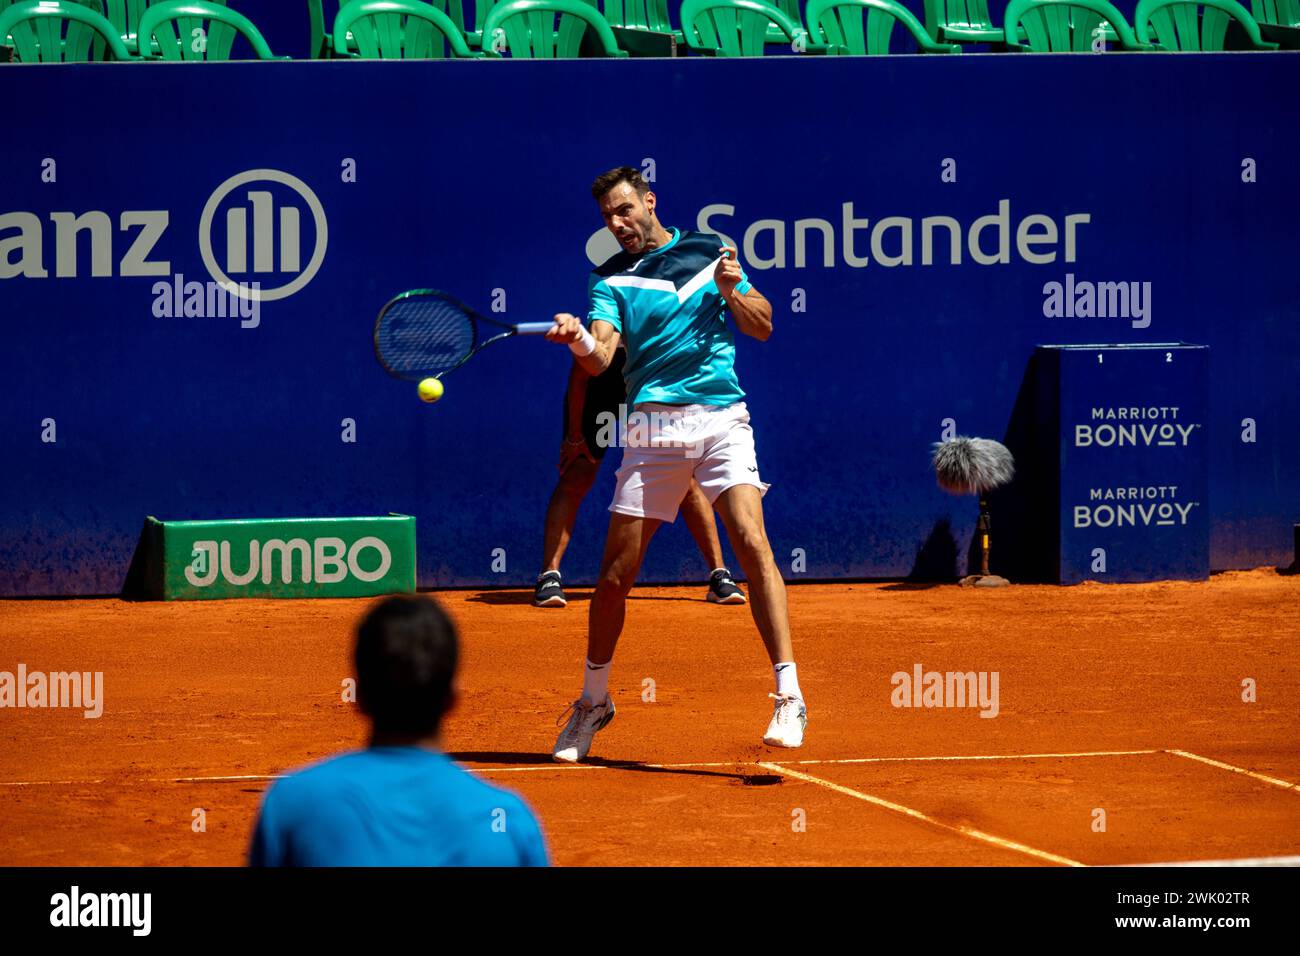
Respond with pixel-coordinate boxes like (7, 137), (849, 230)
(373, 289), (556, 381)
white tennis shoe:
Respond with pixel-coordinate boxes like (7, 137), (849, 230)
(763, 693), (807, 748)
(553, 695), (616, 763)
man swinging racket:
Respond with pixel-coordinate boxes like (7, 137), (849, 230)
(544, 167), (807, 761)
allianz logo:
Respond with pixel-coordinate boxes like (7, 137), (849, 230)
(0, 168), (326, 302)
(185, 536), (392, 587)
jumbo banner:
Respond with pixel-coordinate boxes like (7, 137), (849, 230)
(124, 515), (417, 600)
(2, 54), (1297, 594)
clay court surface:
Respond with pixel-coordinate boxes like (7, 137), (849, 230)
(2, 569), (1297, 867)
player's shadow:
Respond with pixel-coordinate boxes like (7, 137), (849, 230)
(450, 750), (569, 764)
(462, 590), (592, 605)
(881, 518), (959, 589)
(980, 350), (1058, 583)
(462, 590), (700, 604)
(449, 751), (753, 782)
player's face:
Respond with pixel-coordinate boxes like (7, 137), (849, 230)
(599, 183), (656, 255)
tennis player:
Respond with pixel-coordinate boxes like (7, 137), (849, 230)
(544, 167), (806, 760)
(534, 351), (747, 608)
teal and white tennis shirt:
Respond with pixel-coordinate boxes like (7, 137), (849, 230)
(586, 228), (752, 407)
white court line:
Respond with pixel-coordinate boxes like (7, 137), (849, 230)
(155, 752), (1162, 782)
(0, 779), (106, 787)
(757, 761), (1086, 868)
(1167, 750), (1300, 792)
(473, 750), (1160, 772)
(778, 749), (1159, 766)
(0, 749), (1174, 787)
(9, 748), (1288, 788)
(1120, 855), (1300, 868)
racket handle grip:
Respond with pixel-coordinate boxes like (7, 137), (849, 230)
(516, 322), (557, 335)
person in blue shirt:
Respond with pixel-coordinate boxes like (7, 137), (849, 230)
(249, 595), (549, 867)
(544, 167), (808, 762)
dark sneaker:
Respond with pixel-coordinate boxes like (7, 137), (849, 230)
(533, 571), (566, 608)
(707, 568), (747, 605)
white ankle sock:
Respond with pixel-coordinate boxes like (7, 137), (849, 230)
(774, 662), (802, 700)
(581, 659), (611, 705)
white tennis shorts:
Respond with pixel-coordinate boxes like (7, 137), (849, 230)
(609, 401), (769, 522)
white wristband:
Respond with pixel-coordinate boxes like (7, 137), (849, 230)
(567, 325), (597, 357)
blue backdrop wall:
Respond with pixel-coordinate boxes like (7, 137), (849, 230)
(2, 53), (1297, 595)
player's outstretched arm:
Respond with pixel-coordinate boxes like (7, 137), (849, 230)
(546, 314), (621, 376)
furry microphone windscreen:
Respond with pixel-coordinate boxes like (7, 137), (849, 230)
(932, 437), (1015, 495)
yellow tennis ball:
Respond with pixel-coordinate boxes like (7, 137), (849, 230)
(417, 378), (444, 403)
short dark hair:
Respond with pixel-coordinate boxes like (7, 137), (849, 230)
(591, 166), (649, 201)
(354, 595), (458, 736)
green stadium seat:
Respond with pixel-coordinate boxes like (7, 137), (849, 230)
(333, 0), (475, 58)
(807, 0), (962, 52)
(1003, 0), (1152, 50)
(0, 0), (100, 18)
(755, 0), (834, 51)
(922, 0), (1005, 43)
(1136, 0), (1279, 46)
(0, 1), (227, 55)
(1248, 0), (1299, 23)
(481, 0), (627, 56)
(569, 0), (682, 54)
(317, 0), (474, 57)
(102, 0), (148, 50)
(598, 0), (680, 37)
(441, 0), (477, 46)
(764, 0), (805, 42)
(478, 0), (679, 53)
(100, 0), (225, 54)
(310, 0), (352, 57)
(308, 0), (340, 57)
(0, 0), (131, 61)
(137, 1), (282, 59)
(1, 0), (102, 56)
(679, 0), (805, 54)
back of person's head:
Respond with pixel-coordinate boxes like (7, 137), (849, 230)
(355, 595), (458, 737)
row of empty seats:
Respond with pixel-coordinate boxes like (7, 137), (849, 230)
(1, 0), (1295, 61)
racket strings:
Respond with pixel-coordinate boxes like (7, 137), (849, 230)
(376, 297), (477, 376)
